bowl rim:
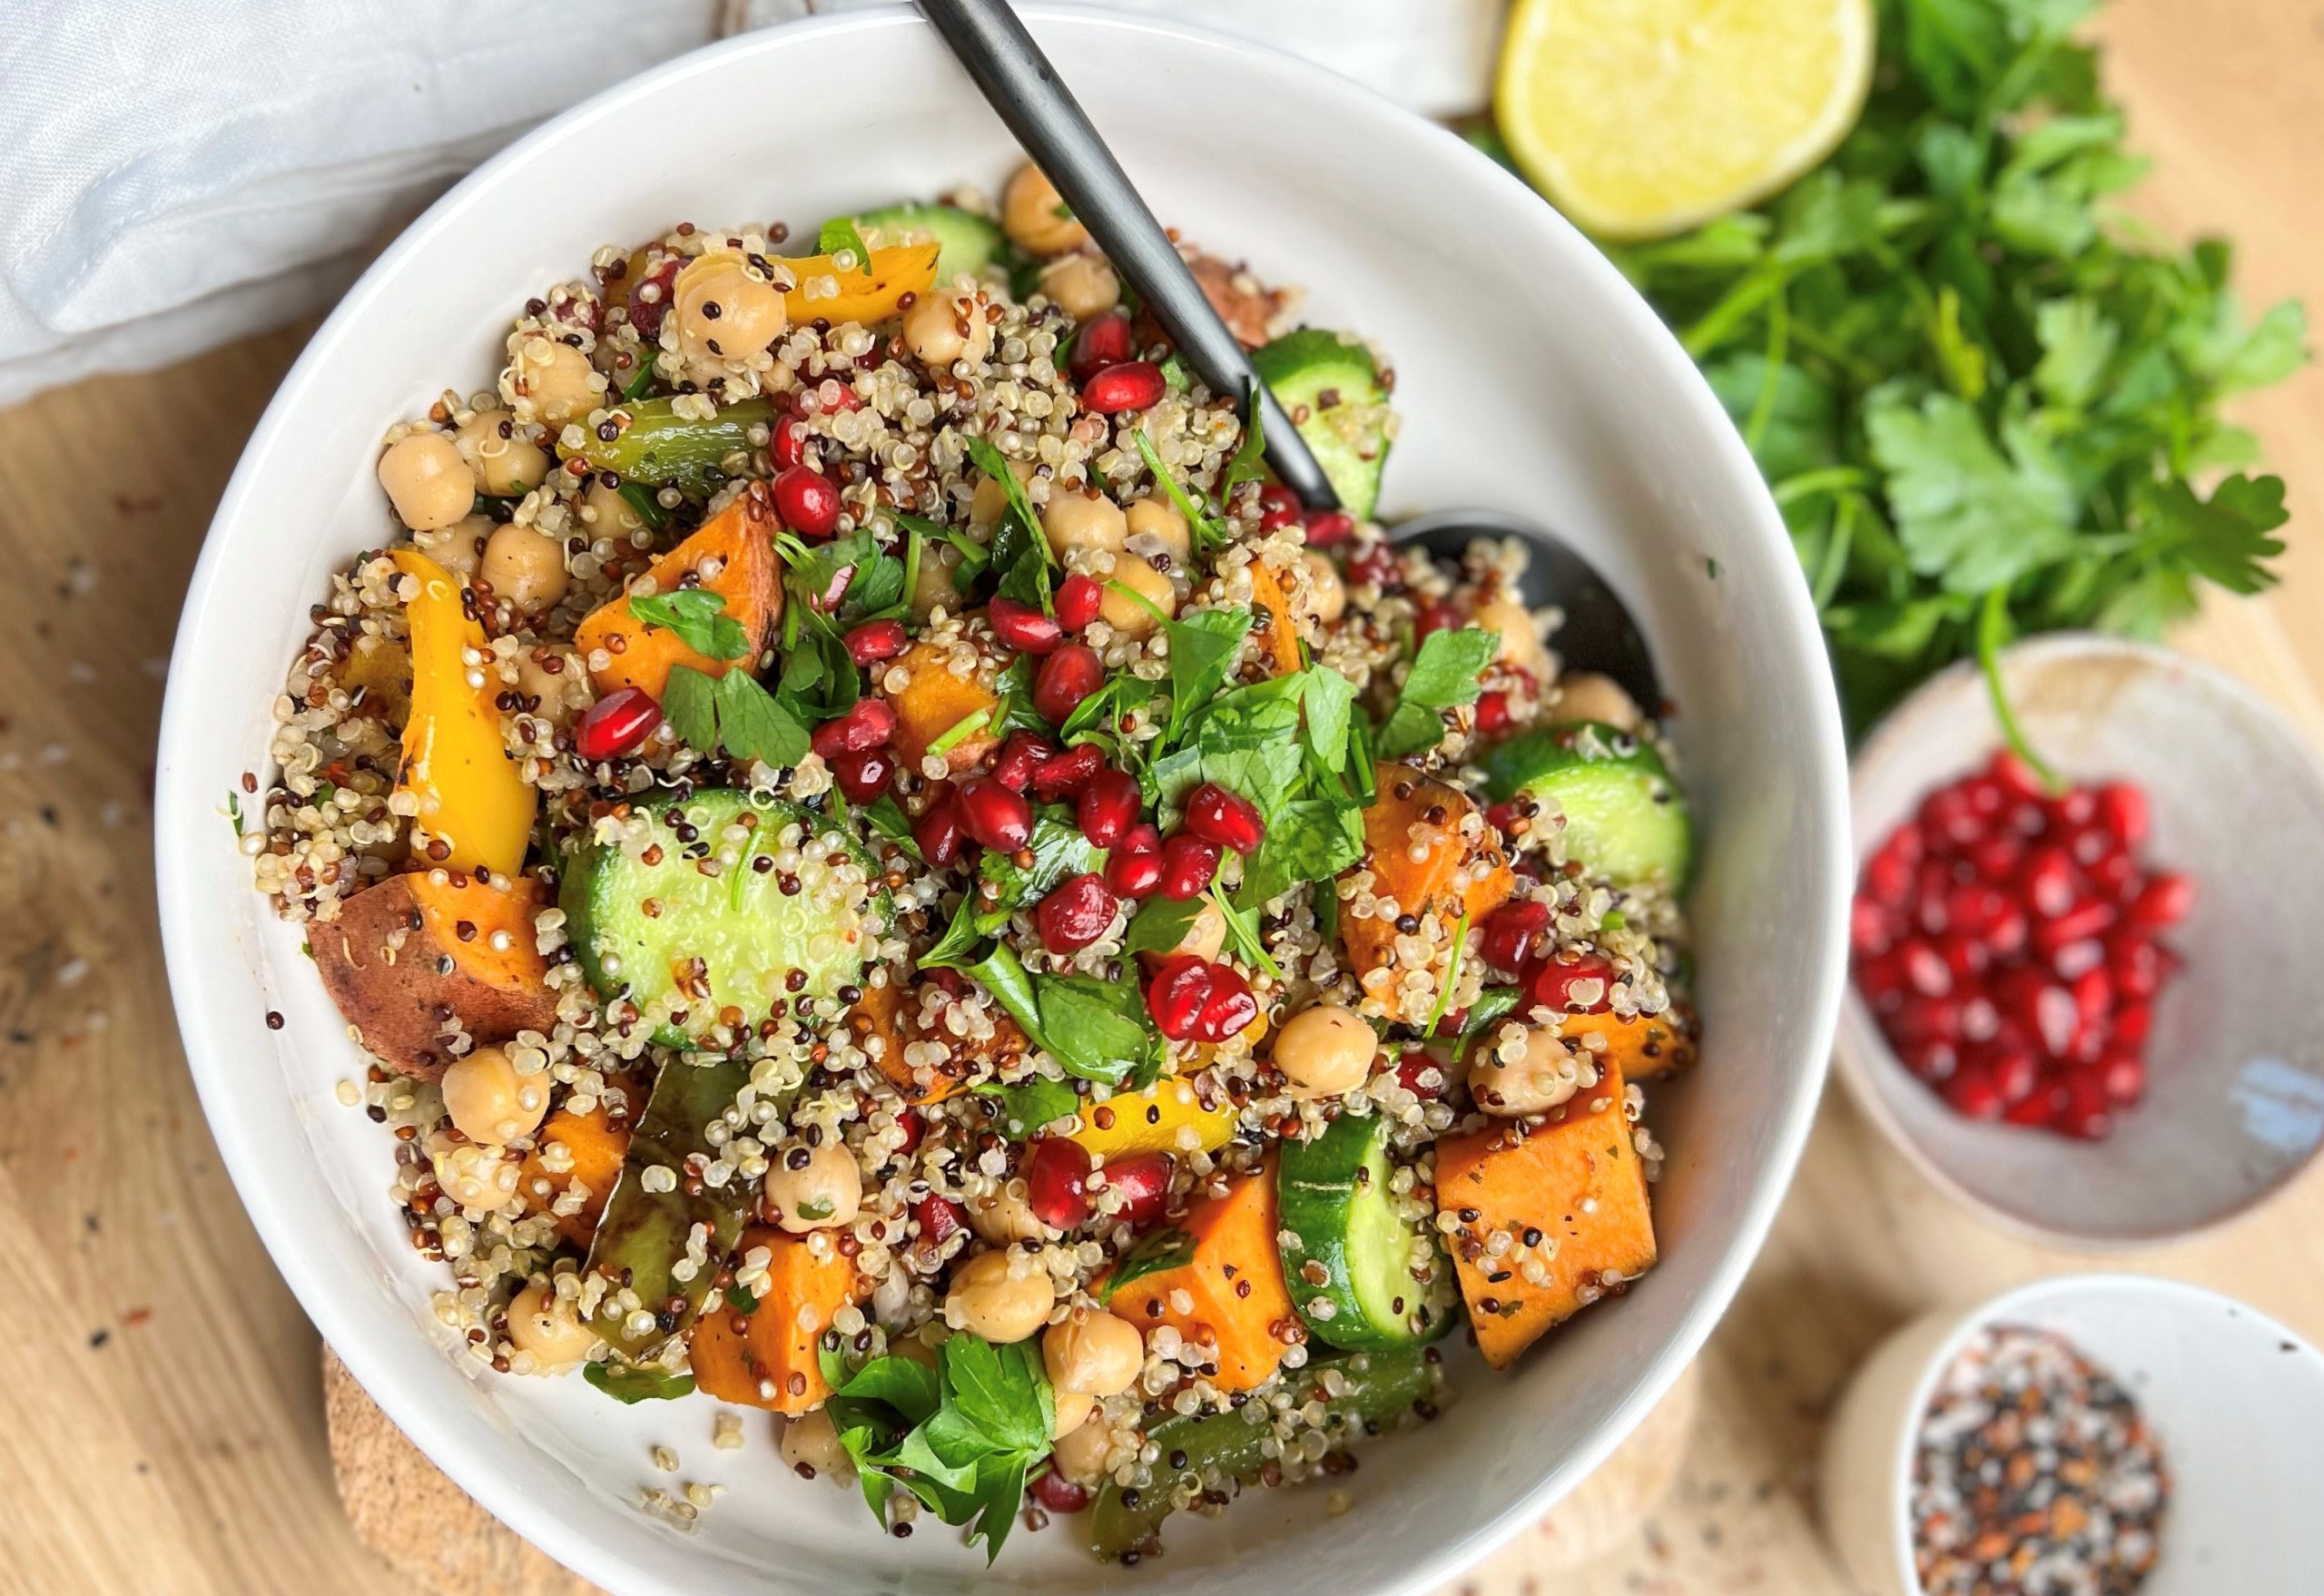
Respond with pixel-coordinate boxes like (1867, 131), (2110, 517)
(1834, 632), (2324, 1254)
(154, 9), (1851, 1593)
(1860, 1271), (2324, 1590)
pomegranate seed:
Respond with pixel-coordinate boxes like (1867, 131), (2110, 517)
(1482, 901), (1553, 974)
(2031, 982), (2078, 1059)
(1900, 939), (1952, 998)
(1302, 510), (1354, 548)
(1183, 783), (1265, 855)
(1256, 485), (1302, 530)
(1344, 543), (1402, 593)
(914, 792), (965, 867)
(1078, 768), (1143, 849)
(1031, 744), (1104, 803)
(2058, 1071), (2112, 1139)
(1107, 844), (1166, 900)
(771, 414), (808, 470)
(1413, 600), (1461, 642)
(1031, 1470), (1091, 1516)
(1034, 644), (1105, 724)
(1195, 965), (1259, 1042)
(843, 618), (908, 665)
(575, 687), (663, 761)
(2113, 1000), (2152, 1049)
(1988, 749), (2049, 801)
(2034, 901), (2115, 960)
(1863, 849), (1914, 909)
(773, 464), (841, 539)
(990, 595), (1064, 655)
(1394, 1051), (1445, 1098)
(1968, 833), (2026, 881)
(2094, 783), (2148, 849)
(1146, 955), (1212, 1040)
(625, 257), (684, 340)
(2054, 788), (2097, 827)
(1901, 1038), (1958, 1082)
(2099, 1051), (2146, 1106)
(2020, 848), (2078, 918)
(1891, 994), (1961, 1046)
(1081, 361), (1167, 415)
(1991, 1047), (2041, 1104)
(1942, 1065), (2004, 1120)
(891, 1105), (925, 1158)
(1068, 312), (1134, 384)
(2109, 932), (2162, 1000)
(991, 730), (1053, 793)
(954, 778), (1032, 852)
(1023, 1138), (1092, 1229)
(2129, 872), (2193, 929)
(912, 1193), (968, 1250)
(1531, 952), (1615, 1014)
(1157, 833), (1221, 901)
(809, 696), (896, 761)
(832, 745), (894, 803)
(1053, 573), (1103, 632)
(1100, 1151), (1173, 1228)
(1038, 872), (1119, 954)
(1474, 690), (1512, 736)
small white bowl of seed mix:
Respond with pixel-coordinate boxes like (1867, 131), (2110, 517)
(1821, 1274), (2324, 1596)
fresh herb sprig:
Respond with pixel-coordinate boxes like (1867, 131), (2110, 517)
(625, 588), (752, 661)
(1375, 627), (1501, 759)
(1590, 0), (2306, 736)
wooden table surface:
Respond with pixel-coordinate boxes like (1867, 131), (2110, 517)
(3, 6), (2320, 1593)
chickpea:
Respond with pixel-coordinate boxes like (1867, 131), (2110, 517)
(480, 525), (570, 613)
(454, 409), (548, 497)
(1467, 1025), (1585, 1117)
(1553, 671), (1643, 733)
(1100, 557), (1177, 638)
(581, 475), (645, 539)
(901, 290), (994, 368)
(966, 1183), (1052, 1245)
(440, 1044), (548, 1146)
(1002, 163), (1089, 257)
(1473, 590), (1550, 677)
(944, 1247), (1057, 1343)
(413, 513), (491, 578)
(1053, 1390), (1096, 1439)
(517, 649), (584, 725)
(889, 1325), (946, 1371)
(1039, 252), (1120, 320)
(1043, 1308), (1144, 1397)
(911, 538), (967, 618)
(511, 338), (601, 429)
(430, 1138), (520, 1211)
(1039, 488), (1128, 560)
(378, 431), (475, 531)
(970, 457), (1035, 533)
(1052, 1411), (1118, 1483)
(670, 250), (788, 364)
(777, 1408), (854, 1479)
(1124, 497), (1190, 566)
(506, 1282), (595, 1372)
(1297, 550), (1347, 626)
(763, 1139), (862, 1234)
(1271, 1003), (1377, 1100)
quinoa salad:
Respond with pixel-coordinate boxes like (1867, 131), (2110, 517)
(243, 163), (1698, 1564)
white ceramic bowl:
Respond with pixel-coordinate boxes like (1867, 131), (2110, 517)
(1821, 1274), (2324, 1595)
(1837, 635), (2324, 1248)
(154, 11), (1850, 1594)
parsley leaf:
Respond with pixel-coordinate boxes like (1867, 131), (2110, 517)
(1865, 392), (2077, 596)
(1376, 628), (1500, 758)
(581, 1361), (696, 1404)
(974, 1075), (1082, 1140)
(625, 588), (752, 661)
(661, 663), (810, 768)
(662, 665), (719, 750)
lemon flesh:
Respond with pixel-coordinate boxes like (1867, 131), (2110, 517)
(1496, 0), (1875, 241)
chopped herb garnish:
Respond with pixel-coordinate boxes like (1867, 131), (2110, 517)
(625, 588), (751, 661)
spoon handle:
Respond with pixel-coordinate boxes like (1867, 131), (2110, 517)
(915, 0), (1341, 511)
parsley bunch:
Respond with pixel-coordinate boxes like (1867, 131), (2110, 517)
(1588, 0), (2307, 737)
(820, 1332), (1055, 1562)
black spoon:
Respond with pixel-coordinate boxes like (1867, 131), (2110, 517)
(915, 0), (1663, 709)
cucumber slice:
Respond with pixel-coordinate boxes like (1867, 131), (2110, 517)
(561, 791), (881, 1037)
(845, 203), (1006, 284)
(1482, 721), (1693, 891)
(1277, 1113), (1452, 1351)
(1250, 330), (1394, 519)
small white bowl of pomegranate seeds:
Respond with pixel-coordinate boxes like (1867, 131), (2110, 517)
(1837, 634), (2324, 1247)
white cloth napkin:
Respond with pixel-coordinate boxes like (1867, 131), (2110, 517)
(0, 0), (1496, 409)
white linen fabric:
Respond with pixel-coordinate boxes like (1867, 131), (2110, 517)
(0, 0), (1496, 408)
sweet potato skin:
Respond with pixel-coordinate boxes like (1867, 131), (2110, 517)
(689, 1226), (862, 1413)
(575, 488), (781, 700)
(1433, 1059), (1656, 1370)
(1104, 1162), (1294, 1391)
(310, 872), (556, 1078)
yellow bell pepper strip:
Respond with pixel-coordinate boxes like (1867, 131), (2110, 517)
(783, 241), (940, 328)
(389, 548), (536, 878)
(1065, 1078), (1238, 1163)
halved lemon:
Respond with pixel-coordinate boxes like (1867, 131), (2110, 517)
(1496, 0), (1876, 241)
